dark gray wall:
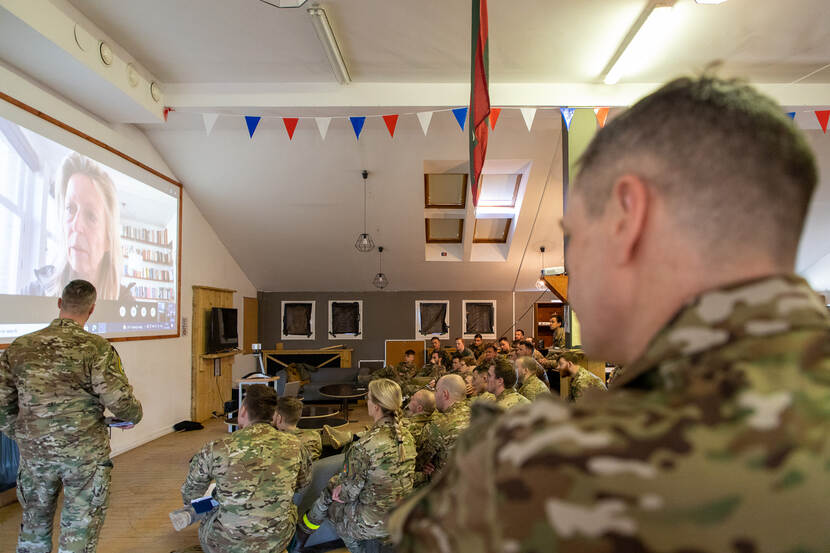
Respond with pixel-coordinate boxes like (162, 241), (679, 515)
(258, 289), (557, 364)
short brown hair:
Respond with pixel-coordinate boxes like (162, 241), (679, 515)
(243, 384), (277, 423)
(492, 357), (517, 388)
(61, 280), (97, 314)
(576, 75), (817, 264)
(276, 396), (303, 425)
(560, 351), (585, 365)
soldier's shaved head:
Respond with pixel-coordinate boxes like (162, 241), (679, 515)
(410, 389), (435, 415)
(435, 374), (466, 412)
(59, 280), (96, 316)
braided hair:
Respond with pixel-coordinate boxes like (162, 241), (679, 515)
(368, 378), (407, 462)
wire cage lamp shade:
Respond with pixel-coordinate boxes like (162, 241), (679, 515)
(535, 246), (547, 290)
(373, 246), (389, 289)
(355, 170), (375, 252)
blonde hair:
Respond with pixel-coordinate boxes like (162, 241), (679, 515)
(56, 153), (123, 300)
(368, 378), (407, 462)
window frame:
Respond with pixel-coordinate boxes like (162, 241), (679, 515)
(415, 299), (450, 340)
(328, 299), (363, 340)
(462, 299), (497, 340)
(280, 300), (316, 340)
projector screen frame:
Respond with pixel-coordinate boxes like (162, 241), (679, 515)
(0, 91), (182, 346)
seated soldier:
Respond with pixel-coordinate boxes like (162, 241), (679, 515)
(468, 333), (485, 359)
(180, 384), (311, 553)
(415, 375), (471, 485)
(478, 343), (498, 365)
(469, 364), (496, 404)
(428, 337), (451, 368)
(451, 337), (475, 361)
(516, 356), (551, 401)
(403, 389), (435, 443)
(396, 349), (418, 380)
(496, 337), (512, 358)
(488, 358), (530, 409)
(448, 356), (464, 375)
(419, 350), (445, 380)
(273, 397), (322, 461)
(517, 339), (550, 373)
(460, 358), (477, 395)
(558, 351), (606, 402)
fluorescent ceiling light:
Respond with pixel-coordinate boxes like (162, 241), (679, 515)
(601, 1), (678, 85)
(307, 7), (351, 85)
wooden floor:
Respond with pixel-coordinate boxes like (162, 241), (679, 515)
(0, 404), (370, 552)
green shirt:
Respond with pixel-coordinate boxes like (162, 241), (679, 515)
(566, 366), (607, 402)
(518, 373), (551, 401)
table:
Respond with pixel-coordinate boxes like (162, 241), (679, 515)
(297, 417), (348, 430)
(319, 384), (367, 423)
(301, 405), (341, 419)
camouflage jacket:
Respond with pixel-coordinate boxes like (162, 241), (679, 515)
(469, 391), (496, 405)
(494, 387), (530, 410)
(468, 343), (486, 359)
(396, 361), (419, 380)
(403, 411), (433, 444)
(518, 373), (551, 401)
(566, 366), (607, 402)
(327, 417), (416, 540)
(182, 421), (311, 544)
(285, 426), (322, 461)
(388, 274), (830, 552)
(0, 318), (142, 463)
(553, 326), (566, 348)
(416, 400), (472, 476)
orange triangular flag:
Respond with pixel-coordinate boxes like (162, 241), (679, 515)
(383, 114), (399, 137)
(489, 108), (502, 130)
(815, 110), (830, 134)
(594, 107), (609, 128)
(283, 118), (299, 140)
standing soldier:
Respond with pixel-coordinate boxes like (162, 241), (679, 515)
(181, 384), (311, 552)
(388, 76), (830, 552)
(0, 280), (143, 553)
(550, 314), (566, 349)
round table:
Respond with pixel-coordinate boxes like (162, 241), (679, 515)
(301, 404), (341, 420)
(319, 384), (367, 423)
(297, 417), (348, 430)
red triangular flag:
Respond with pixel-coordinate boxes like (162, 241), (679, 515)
(594, 107), (609, 128)
(383, 114), (399, 138)
(815, 110), (830, 134)
(283, 118), (299, 140)
(489, 108), (501, 130)
(163, 107), (173, 122)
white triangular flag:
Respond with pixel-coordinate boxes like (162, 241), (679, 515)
(417, 111), (433, 136)
(203, 113), (219, 136)
(520, 108), (536, 132)
(315, 117), (331, 140)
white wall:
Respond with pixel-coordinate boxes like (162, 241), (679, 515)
(0, 61), (258, 457)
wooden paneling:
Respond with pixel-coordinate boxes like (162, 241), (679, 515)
(192, 286), (236, 422)
(385, 339), (425, 367)
(243, 296), (258, 354)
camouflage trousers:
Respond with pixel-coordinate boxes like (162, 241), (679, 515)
(198, 508), (292, 553)
(16, 457), (112, 553)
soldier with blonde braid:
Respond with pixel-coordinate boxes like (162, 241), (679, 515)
(296, 378), (415, 553)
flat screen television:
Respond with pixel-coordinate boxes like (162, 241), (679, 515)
(208, 307), (238, 353)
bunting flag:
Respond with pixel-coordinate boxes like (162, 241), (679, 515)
(786, 112), (796, 120)
(520, 107), (536, 131)
(816, 110), (830, 133)
(283, 117), (299, 140)
(489, 107), (502, 130)
(350, 116), (366, 139)
(383, 114), (399, 137)
(203, 113), (219, 136)
(315, 117), (331, 140)
(163, 107), (174, 122)
(560, 107), (576, 131)
(417, 111), (433, 135)
(469, 0), (490, 207)
(453, 107), (468, 131)
(245, 116), (261, 138)
(594, 107), (609, 128)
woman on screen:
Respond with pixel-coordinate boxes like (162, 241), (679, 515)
(23, 153), (127, 300)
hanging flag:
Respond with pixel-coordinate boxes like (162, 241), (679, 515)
(594, 107), (609, 128)
(163, 107), (174, 122)
(488, 107), (501, 130)
(245, 116), (261, 138)
(383, 114), (399, 138)
(350, 116), (366, 139)
(560, 107), (576, 131)
(453, 107), (468, 131)
(520, 107), (536, 131)
(203, 113), (219, 136)
(469, 0), (490, 207)
(815, 110), (830, 133)
(283, 117), (299, 140)
(786, 112), (796, 120)
(315, 117), (331, 140)
(417, 111), (433, 135)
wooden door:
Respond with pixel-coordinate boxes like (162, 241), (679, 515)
(243, 296), (258, 354)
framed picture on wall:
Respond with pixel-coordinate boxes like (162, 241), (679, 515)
(328, 300), (363, 340)
(462, 300), (497, 339)
(415, 300), (450, 340)
(281, 301), (315, 340)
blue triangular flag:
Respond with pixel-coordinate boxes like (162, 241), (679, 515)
(245, 116), (261, 138)
(452, 107), (467, 131)
(560, 107), (576, 131)
(350, 116), (366, 139)
(786, 112), (796, 120)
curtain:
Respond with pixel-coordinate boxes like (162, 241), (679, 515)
(283, 303), (313, 336)
(465, 302), (494, 334)
(419, 303), (448, 335)
(331, 302), (360, 335)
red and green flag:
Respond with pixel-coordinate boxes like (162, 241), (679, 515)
(469, 0), (490, 207)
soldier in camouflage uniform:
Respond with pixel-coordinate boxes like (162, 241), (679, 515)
(388, 76), (830, 552)
(551, 314), (566, 348)
(415, 375), (471, 485)
(516, 356), (551, 401)
(402, 389), (435, 445)
(297, 378), (415, 553)
(273, 396), (322, 461)
(558, 351), (606, 402)
(496, 337), (512, 358)
(395, 349), (419, 380)
(0, 280), (142, 553)
(469, 364), (496, 404)
(487, 357), (529, 409)
(427, 337), (452, 369)
(182, 384), (310, 553)
(468, 334), (485, 360)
